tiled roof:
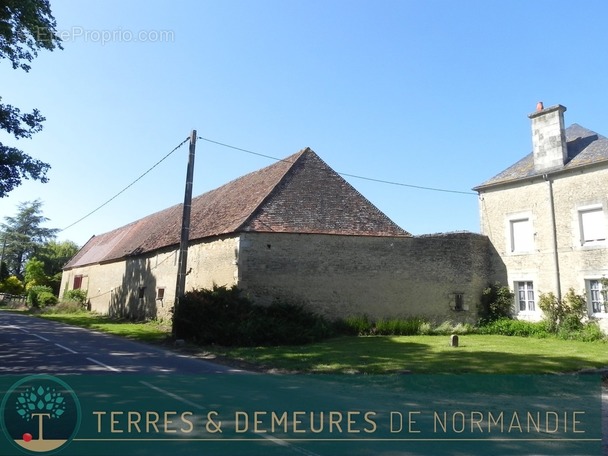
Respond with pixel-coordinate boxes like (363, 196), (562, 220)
(65, 148), (409, 268)
(473, 124), (608, 190)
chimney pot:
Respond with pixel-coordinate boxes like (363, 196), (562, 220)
(536, 101), (544, 112)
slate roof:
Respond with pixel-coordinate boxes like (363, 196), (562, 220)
(65, 148), (409, 269)
(473, 124), (608, 191)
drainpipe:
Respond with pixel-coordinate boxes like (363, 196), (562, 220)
(544, 174), (562, 300)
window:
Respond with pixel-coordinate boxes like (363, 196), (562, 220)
(580, 208), (606, 245)
(454, 293), (464, 311)
(73, 275), (83, 290)
(516, 281), (535, 312)
(138, 286), (146, 299)
(587, 280), (606, 314)
(510, 218), (533, 252)
(156, 288), (165, 300)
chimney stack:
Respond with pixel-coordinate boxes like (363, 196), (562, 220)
(528, 103), (568, 172)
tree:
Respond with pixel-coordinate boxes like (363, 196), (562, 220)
(24, 257), (47, 287)
(27, 239), (79, 293)
(36, 239), (79, 277)
(1, 200), (58, 278)
(0, 0), (62, 197)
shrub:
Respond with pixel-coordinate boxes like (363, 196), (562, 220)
(342, 315), (374, 335)
(575, 322), (606, 342)
(375, 318), (425, 336)
(27, 285), (54, 308)
(172, 285), (334, 346)
(63, 289), (88, 307)
(479, 283), (513, 324)
(0, 276), (24, 295)
(257, 301), (334, 345)
(418, 321), (433, 335)
(43, 300), (89, 314)
(432, 320), (474, 335)
(538, 289), (587, 333)
(37, 291), (58, 307)
(478, 318), (550, 337)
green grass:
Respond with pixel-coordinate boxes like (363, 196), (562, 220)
(210, 334), (608, 374)
(36, 311), (172, 343)
(12, 309), (608, 374)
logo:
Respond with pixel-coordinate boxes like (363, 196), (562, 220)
(1, 375), (81, 454)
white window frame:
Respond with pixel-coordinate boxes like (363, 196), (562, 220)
(586, 279), (607, 316)
(515, 281), (536, 313)
(507, 213), (533, 253)
(579, 205), (606, 246)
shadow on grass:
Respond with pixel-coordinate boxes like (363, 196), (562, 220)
(221, 335), (608, 374)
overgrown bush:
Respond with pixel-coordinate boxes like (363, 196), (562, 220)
(342, 315), (374, 335)
(538, 288), (586, 333)
(172, 285), (334, 346)
(479, 283), (514, 324)
(37, 291), (58, 307)
(43, 300), (89, 314)
(478, 318), (550, 337)
(62, 289), (88, 307)
(433, 321), (474, 335)
(568, 321), (606, 342)
(27, 285), (54, 308)
(338, 316), (474, 336)
(375, 318), (425, 336)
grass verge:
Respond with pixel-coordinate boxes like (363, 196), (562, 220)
(36, 311), (172, 343)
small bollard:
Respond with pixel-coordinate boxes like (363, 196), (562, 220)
(450, 334), (459, 347)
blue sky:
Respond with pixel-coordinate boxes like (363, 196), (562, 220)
(2, 0), (608, 246)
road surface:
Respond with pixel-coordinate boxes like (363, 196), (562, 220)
(0, 311), (605, 456)
(0, 312), (235, 375)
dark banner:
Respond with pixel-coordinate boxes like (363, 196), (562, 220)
(0, 374), (601, 455)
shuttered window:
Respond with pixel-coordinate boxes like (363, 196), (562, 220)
(580, 208), (606, 245)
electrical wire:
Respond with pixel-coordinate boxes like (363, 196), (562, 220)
(60, 134), (475, 234)
(60, 137), (190, 232)
(198, 136), (477, 196)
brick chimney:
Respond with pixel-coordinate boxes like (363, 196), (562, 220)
(528, 103), (568, 172)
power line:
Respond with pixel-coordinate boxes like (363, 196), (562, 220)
(61, 137), (190, 232)
(198, 137), (477, 196)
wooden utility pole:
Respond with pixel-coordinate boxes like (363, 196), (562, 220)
(173, 130), (197, 334)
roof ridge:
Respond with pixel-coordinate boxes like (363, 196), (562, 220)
(235, 147), (311, 232)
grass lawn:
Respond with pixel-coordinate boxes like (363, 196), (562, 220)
(12, 309), (608, 374)
(213, 334), (608, 374)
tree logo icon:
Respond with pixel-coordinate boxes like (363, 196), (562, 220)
(1, 375), (81, 454)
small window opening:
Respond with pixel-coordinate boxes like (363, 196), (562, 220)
(156, 287), (165, 300)
(454, 293), (464, 311)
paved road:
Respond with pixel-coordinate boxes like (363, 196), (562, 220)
(0, 312), (605, 456)
(0, 312), (237, 375)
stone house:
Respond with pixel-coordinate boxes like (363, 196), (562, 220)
(61, 148), (500, 323)
(474, 104), (608, 327)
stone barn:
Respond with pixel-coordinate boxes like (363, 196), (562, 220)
(61, 148), (500, 322)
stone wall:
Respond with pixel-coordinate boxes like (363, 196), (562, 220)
(59, 235), (240, 319)
(237, 231), (502, 323)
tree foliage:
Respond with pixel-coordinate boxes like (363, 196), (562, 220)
(478, 282), (514, 324)
(1, 199), (59, 278)
(0, 0), (62, 197)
